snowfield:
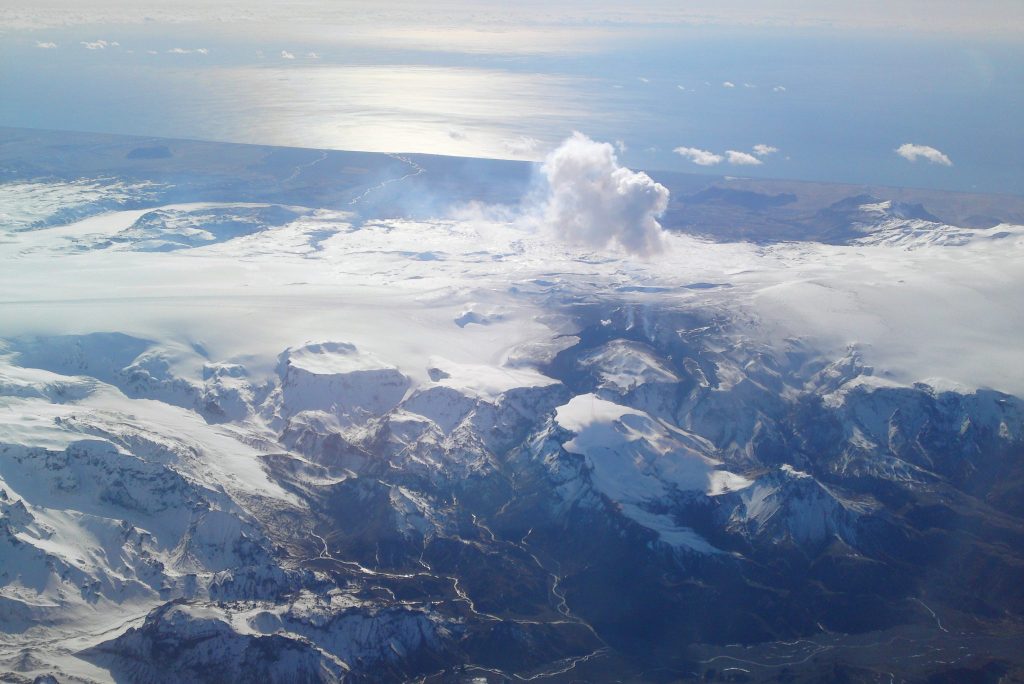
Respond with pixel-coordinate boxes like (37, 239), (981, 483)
(3, 198), (1023, 395)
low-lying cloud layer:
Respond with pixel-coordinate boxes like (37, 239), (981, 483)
(674, 146), (723, 166)
(540, 133), (669, 256)
(725, 150), (762, 165)
(675, 144), (778, 167)
(896, 143), (952, 166)
(503, 135), (542, 157)
(81, 39), (118, 50)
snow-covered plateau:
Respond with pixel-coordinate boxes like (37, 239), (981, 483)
(1, 128), (1023, 682)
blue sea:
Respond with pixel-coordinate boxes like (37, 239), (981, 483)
(2, 21), (1022, 194)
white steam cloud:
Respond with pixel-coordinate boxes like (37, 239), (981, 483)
(540, 133), (669, 256)
(895, 143), (952, 166)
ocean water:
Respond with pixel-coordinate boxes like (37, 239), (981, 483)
(2, 21), (1022, 194)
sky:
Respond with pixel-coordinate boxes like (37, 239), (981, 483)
(1, 0), (1022, 194)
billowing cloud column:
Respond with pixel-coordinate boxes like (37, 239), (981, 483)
(540, 132), (670, 256)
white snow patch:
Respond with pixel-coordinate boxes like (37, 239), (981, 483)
(555, 394), (750, 552)
(428, 358), (559, 401)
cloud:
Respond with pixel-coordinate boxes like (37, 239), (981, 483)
(676, 84), (686, 91)
(614, 139), (628, 154)
(673, 146), (723, 166)
(167, 47), (208, 55)
(447, 129), (467, 141)
(773, 85), (787, 92)
(306, 52), (320, 59)
(638, 77), (650, 83)
(281, 50), (296, 59)
(540, 132), (669, 256)
(503, 135), (543, 157)
(895, 143), (952, 166)
(676, 145), (773, 166)
(81, 39), (118, 50)
(722, 81), (736, 88)
(725, 150), (763, 165)
(35, 41), (57, 49)
(743, 82), (756, 88)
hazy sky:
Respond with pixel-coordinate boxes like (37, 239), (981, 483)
(3, 1), (1023, 35)
(2, 1), (1022, 193)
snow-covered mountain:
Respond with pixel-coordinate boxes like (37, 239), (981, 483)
(814, 194), (1015, 248)
(1, 129), (1023, 682)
